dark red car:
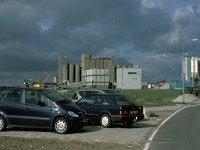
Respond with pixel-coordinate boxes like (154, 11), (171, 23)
(76, 93), (144, 128)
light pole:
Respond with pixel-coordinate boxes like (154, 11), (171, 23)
(182, 38), (198, 103)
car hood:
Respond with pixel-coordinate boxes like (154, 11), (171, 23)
(55, 101), (83, 113)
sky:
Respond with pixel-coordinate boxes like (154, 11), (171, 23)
(1, 0), (200, 86)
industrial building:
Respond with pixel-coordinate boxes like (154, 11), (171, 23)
(191, 57), (200, 86)
(182, 53), (200, 86)
(191, 57), (200, 79)
(170, 54), (200, 89)
(81, 53), (115, 87)
(117, 68), (142, 89)
(58, 53), (142, 89)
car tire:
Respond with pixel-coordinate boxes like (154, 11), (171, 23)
(0, 116), (6, 131)
(53, 117), (70, 134)
(100, 114), (111, 128)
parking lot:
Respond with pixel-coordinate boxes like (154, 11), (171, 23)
(0, 105), (184, 150)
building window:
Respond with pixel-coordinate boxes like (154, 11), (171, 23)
(128, 72), (137, 74)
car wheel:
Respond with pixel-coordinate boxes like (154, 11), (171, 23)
(53, 117), (70, 134)
(123, 121), (133, 128)
(100, 114), (111, 128)
(0, 116), (6, 131)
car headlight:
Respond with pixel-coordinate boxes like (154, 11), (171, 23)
(68, 111), (78, 117)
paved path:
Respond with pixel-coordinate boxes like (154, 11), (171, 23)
(143, 95), (200, 150)
(148, 105), (200, 150)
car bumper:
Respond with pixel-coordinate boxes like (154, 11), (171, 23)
(69, 117), (88, 130)
(111, 115), (137, 123)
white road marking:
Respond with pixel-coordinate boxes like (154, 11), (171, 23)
(143, 104), (200, 150)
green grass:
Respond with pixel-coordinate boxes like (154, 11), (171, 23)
(59, 89), (184, 107)
(58, 90), (75, 100)
(119, 89), (182, 106)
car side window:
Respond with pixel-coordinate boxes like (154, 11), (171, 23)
(25, 90), (41, 105)
(77, 95), (94, 105)
(94, 96), (109, 105)
(40, 94), (55, 107)
(79, 91), (86, 97)
(5, 89), (22, 103)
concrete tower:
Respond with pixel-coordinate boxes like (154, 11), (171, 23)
(58, 55), (69, 84)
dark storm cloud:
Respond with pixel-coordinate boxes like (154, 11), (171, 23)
(0, 0), (200, 85)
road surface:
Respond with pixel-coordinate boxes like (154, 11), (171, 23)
(148, 105), (200, 150)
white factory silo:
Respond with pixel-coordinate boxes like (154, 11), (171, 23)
(191, 57), (199, 79)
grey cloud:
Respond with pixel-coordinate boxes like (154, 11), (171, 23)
(0, 0), (200, 85)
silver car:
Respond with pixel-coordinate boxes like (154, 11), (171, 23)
(71, 89), (120, 102)
(71, 89), (105, 102)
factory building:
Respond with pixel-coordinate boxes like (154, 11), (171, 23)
(58, 53), (141, 89)
(58, 55), (68, 84)
(82, 53), (116, 87)
(181, 53), (200, 88)
(117, 68), (142, 89)
(83, 69), (109, 87)
(58, 55), (81, 84)
(191, 57), (200, 86)
(182, 54), (200, 83)
(169, 54), (200, 90)
(191, 57), (200, 79)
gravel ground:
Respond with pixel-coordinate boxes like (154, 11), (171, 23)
(0, 136), (140, 150)
(0, 104), (193, 150)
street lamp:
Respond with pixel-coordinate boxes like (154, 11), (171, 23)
(182, 38), (198, 103)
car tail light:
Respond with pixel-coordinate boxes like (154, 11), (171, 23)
(120, 110), (129, 115)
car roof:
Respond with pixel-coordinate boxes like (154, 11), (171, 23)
(75, 89), (119, 93)
(76, 89), (104, 92)
(101, 89), (120, 93)
(83, 92), (122, 96)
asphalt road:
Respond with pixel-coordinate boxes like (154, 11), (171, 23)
(148, 105), (200, 150)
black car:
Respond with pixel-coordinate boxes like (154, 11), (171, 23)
(0, 87), (88, 134)
(76, 93), (144, 128)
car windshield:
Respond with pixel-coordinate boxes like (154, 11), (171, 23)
(41, 90), (70, 103)
(110, 95), (132, 106)
(79, 91), (87, 97)
(79, 90), (101, 97)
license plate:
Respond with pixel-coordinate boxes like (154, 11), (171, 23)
(130, 110), (138, 115)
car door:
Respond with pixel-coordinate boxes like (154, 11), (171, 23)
(77, 95), (110, 123)
(91, 95), (110, 122)
(23, 89), (52, 127)
(76, 95), (96, 122)
(2, 89), (25, 126)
